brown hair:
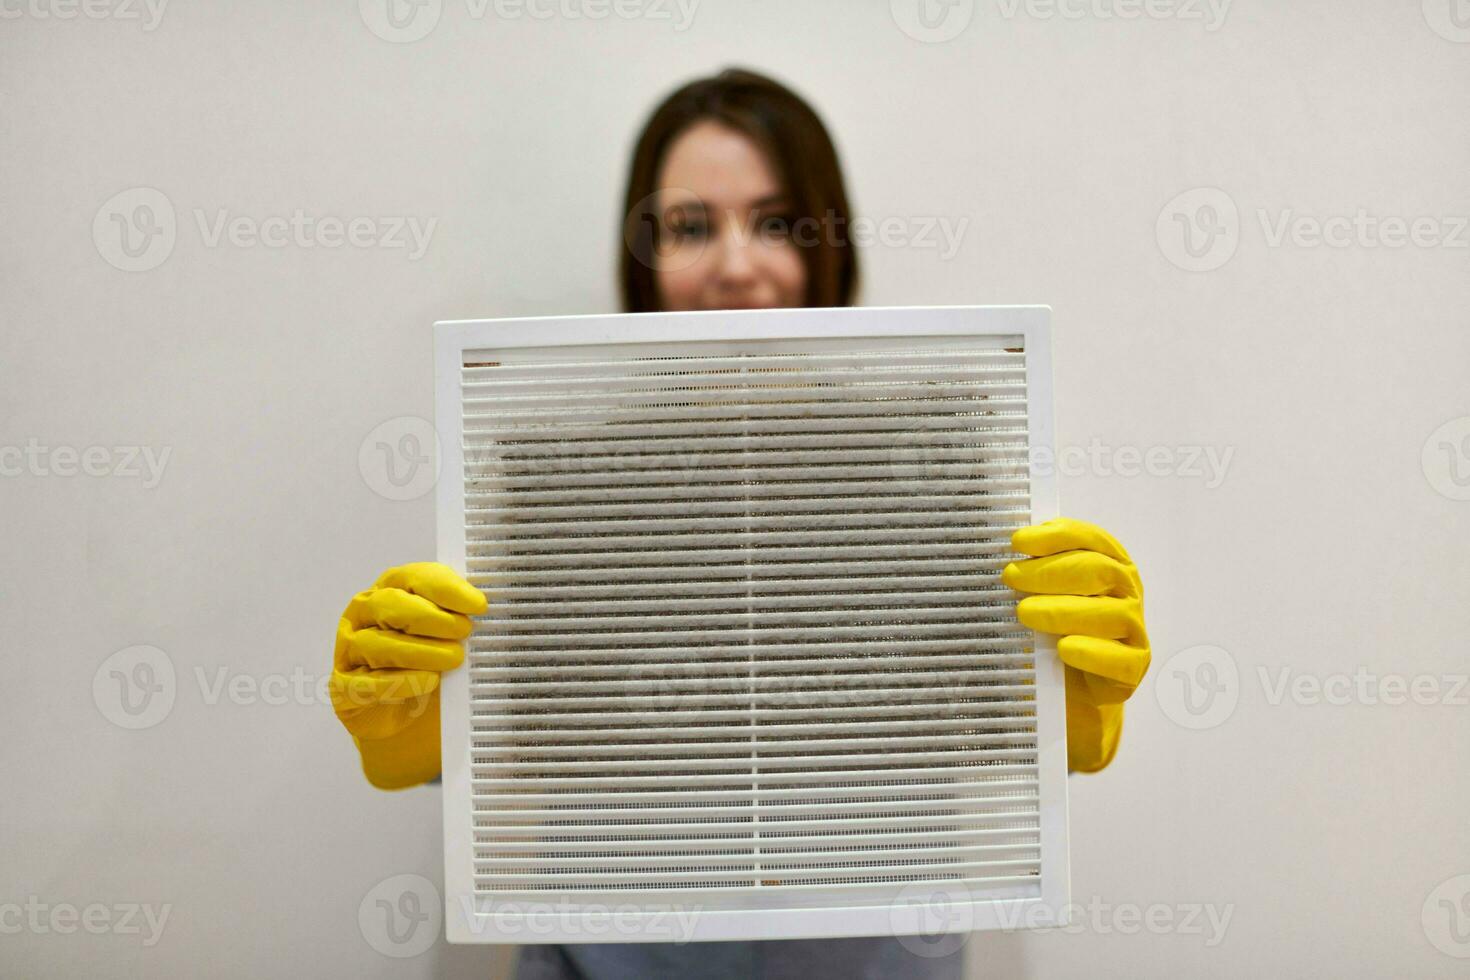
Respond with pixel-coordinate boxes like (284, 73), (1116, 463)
(619, 67), (859, 313)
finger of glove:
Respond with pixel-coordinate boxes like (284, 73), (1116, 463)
(344, 588), (473, 640)
(1058, 634), (1150, 691)
(332, 665), (441, 706)
(1011, 518), (1132, 565)
(373, 562), (488, 616)
(1016, 594), (1140, 642)
(339, 624), (465, 672)
(1002, 550), (1139, 599)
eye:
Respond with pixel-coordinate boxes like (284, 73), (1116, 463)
(663, 205), (708, 241)
(758, 213), (794, 239)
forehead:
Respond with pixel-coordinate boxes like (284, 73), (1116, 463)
(656, 119), (783, 207)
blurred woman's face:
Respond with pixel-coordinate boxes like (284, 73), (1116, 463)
(652, 120), (808, 311)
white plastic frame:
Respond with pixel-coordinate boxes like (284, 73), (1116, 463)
(434, 305), (1069, 944)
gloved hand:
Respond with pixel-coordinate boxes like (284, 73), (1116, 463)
(329, 563), (487, 790)
(1001, 518), (1150, 773)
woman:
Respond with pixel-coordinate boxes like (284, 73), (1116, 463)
(330, 68), (1151, 980)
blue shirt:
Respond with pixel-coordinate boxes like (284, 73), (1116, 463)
(514, 936), (964, 980)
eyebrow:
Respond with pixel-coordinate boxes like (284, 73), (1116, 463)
(661, 193), (790, 210)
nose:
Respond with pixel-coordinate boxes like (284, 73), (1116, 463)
(712, 221), (759, 291)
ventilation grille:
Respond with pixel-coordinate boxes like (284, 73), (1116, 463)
(456, 335), (1041, 909)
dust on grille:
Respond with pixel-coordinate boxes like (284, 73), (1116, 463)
(458, 342), (1040, 904)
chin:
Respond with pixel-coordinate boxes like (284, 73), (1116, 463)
(703, 296), (796, 311)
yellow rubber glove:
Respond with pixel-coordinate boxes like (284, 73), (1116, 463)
(1001, 518), (1150, 773)
(329, 563), (487, 790)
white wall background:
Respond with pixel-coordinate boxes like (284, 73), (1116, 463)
(3, 1), (1469, 977)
